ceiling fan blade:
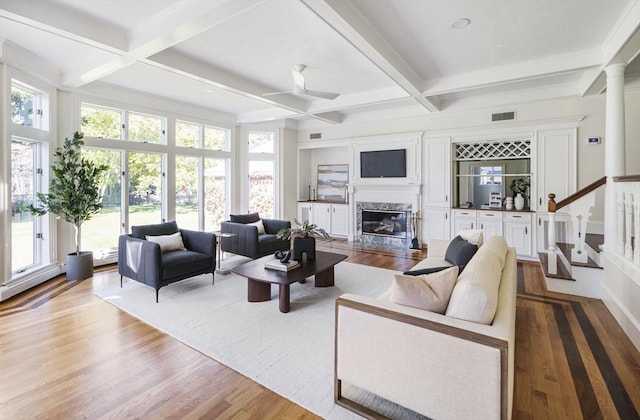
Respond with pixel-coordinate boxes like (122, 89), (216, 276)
(262, 90), (293, 97)
(303, 89), (340, 100)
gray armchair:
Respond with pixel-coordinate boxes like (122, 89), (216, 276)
(118, 221), (216, 302)
(220, 212), (291, 259)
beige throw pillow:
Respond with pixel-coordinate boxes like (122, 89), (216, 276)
(390, 266), (459, 313)
(247, 219), (266, 235)
(146, 232), (186, 253)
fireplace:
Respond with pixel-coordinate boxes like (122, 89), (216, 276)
(361, 210), (408, 238)
(356, 201), (413, 249)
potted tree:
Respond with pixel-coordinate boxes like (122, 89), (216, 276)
(28, 131), (108, 281)
(277, 218), (330, 261)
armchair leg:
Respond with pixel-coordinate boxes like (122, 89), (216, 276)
(212, 272), (215, 285)
(120, 275), (123, 288)
(156, 289), (159, 303)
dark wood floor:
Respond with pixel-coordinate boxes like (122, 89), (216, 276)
(1, 240), (639, 419)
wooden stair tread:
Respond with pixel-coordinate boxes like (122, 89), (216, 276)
(556, 242), (602, 269)
(585, 233), (604, 253)
(538, 252), (574, 281)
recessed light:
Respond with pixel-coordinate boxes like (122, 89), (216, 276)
(451, 18), (471, 29)
(205, 88), (215, 93)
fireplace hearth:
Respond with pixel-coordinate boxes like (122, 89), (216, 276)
(356, 201), (413, 249)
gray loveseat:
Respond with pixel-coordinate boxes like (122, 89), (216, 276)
(118, 221), (217, 302)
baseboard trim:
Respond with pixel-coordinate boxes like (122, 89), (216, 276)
(0, 265), (63, 302)
(601, 283), (640, 353)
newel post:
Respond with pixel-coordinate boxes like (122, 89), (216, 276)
(547, 194), (557, 252)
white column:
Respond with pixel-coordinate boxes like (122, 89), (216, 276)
(603, 63), (626, 251)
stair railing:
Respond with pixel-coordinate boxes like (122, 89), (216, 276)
(547, 176), (606, 268)
(612, 175), (640, 267)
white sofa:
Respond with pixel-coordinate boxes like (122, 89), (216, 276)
(334, 235), (517, 420)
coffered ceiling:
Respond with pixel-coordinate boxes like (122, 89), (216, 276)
(1, 0), (639, 128)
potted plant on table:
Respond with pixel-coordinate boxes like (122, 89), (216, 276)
(28, 131), (108, 281)
(277, 218), (330, 261)
(510, 177), (530, 211)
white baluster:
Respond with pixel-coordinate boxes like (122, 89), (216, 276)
(617, 192), (626, 255)
(548, 212), (557, 252)
(625, 195), (633, 260)
(634, 191), (640, 266)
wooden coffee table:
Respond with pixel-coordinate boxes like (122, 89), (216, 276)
(231, 251), (347, 313)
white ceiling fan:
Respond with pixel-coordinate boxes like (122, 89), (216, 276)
(264, 64), (340, 100)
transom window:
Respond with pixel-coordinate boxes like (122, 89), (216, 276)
(11, 80), (47, 129)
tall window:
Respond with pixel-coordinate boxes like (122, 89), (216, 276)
(81, 148), (123, 258)
(248, 131), (275, 218)
(205, 158), (227, 231)
(128, 152), (163, 226)
(10, 138), (41, 272)
(175, 155), (199, 230)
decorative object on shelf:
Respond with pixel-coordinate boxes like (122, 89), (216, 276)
(510, 177), (530, 211)
(27, 131), (108, 281)
(514, 193), (525, 211)
(505, 197), (514, 210)
(489, 192), (502, 208)
(317, 164), (348, 202)
(277, 218), (330, 261)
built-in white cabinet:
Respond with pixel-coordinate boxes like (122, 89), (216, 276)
(423, 208), (451, 242)
(504, 212), (533, 256)
(423, 137), (451, 208)
(477, 210), (503, 242)
(452, 209), (477, 232)
(452, 209), (533, 257)
(535, 128), (576, 211)
(296, 202), (348, 238)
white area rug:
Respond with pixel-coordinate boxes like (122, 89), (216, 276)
(94, 260), (426, 419)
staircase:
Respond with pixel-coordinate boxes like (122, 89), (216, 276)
(537, 175), (639, 300)
(537, 177), (606, 298)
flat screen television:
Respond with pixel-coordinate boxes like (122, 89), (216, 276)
(360, 149), (406, 178)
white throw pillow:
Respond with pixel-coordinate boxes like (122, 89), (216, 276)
(390, 266), (459, 314)
(458, 229), (483, 247)
(445, 236), (507, 324)
(146, 232), (186, 253)
(247, 219), (266, 235)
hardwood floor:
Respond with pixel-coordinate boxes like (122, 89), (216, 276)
(1, 241), (639, 419)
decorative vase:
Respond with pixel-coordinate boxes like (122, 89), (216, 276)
(66, 251), (94, 281)
(505, 197), (513, 210)
(514, 193), (525, 211)
(293, 237), (316, 261)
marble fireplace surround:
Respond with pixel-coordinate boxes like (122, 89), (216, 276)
(351, 184), (421, 249)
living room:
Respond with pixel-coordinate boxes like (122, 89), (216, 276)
(1, 1), (640, 418)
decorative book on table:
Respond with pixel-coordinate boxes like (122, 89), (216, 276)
(265, 260), (300, 271)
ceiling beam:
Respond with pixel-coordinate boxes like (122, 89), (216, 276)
(300, 0), (439, 113)
(147, 49), (313, 114)
(63, 0), (265, 87)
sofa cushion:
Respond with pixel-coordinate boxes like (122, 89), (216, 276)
(247, 219), (266, 235)
(230, 212), (260, 224)
(131, 221), (179, 239)
(445, 236), (508, 324)
(390, 266), (459, 313)
(458, 229), (484, 247)
(403, 266), (451, 276)
(146, 232), (186, 253)
(444, 235), (478, 272)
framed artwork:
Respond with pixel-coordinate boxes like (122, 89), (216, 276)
(317, 164), (348, 202)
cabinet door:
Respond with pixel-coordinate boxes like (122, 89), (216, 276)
(504, 221), (532, 256)
(297, 203), (313, 224)
(477, 211), (502, 241)
(313, 203), (331, 233)
(330, 205), (349, 237)
(423, 208), (450, 242)
(535, 128), (576, 211)
(453, 209), (476, 233)
(424, 137), (451, 207)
